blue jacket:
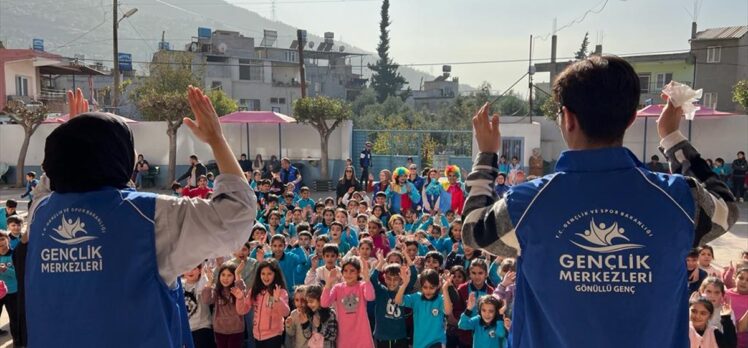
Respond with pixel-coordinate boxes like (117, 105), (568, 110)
(462, 141), (738, 348)
(360, 149), (372, 168)
(27, 188), (191, 347)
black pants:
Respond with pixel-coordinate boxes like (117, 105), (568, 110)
(255, 335), (283, 348)
(361, 167), (370, 189)
(733, 176), (746, 200)
(192, 328), (216, 348)
(0, 293), (19, 344)
(377, 338), (409, 348)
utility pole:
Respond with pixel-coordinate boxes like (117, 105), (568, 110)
(297, 29), (307, 98)
(112, 0), (119, 110)
(528, 35), (534, 122)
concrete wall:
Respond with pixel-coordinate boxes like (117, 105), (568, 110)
(535, 115), (748, 165)
(0, 120), (353, 185)
(471, 121), (543, 168)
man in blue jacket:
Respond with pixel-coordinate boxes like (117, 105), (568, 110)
(462, 56), (739, 348)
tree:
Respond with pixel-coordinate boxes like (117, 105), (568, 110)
(368, 0), (407, 102)
(207, 89), (238, 116)
(3, 101), (47, 187)
(293, 96), (352, 180)
(131, 51), (202, 185)
(574, 32), (590, 60)
(733, 80), (748, 110)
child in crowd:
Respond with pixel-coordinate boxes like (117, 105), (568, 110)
(6, 216), (23, 250)
(321, 256), (376, 348)
(0, 234), (19, 344)
(267, 234), (309, 298)
(698, 277), (736, 341)
(305, 244), (341, 286)
(301, 284), (338, 348)
(182, 175), (213, 199)
(20, 171), (38, 208)
(238, 260), (290, 348)
(395, 268), (453, 348)
(689, 296), (736, 348)
(297, 187), (316, 210)
(458, 293), (507, 348)
(688, 248), (709, 295)
(183, 264), (215, 348)
(201, 263), (251, 348)
(171, 183), (183, 197)
(285, 285), (309, 348)
(726, 267), (748, 348)
(371, 251), (418, 348)
(699, 245), (723, 278)
(453, 259), (495, 348)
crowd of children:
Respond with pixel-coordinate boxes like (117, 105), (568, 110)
(0, 159), (746, 347)
(172, 163), (521, 348)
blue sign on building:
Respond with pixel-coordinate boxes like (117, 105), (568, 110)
(198, 27), (212, 39)
(118, 53), (132, 72)
(32, 38), (44, 51)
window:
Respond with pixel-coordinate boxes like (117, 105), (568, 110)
(706, 47), (721, 63)
(638, 73), (651, 94)
(703, 93), (718, 108)
(239, 99), (261, 111)
(15, 76), (29, 96)
(655, 73), (673, 89)
(270, 97), (286, 105)
(501, 137), (524, 166)
(211, 81), (222, 90)
(284, 51), (297, 62)
(271, 106), (281, 112)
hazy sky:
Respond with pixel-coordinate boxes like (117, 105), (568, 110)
(229, 0), (748, 94)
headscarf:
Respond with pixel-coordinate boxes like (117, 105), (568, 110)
(43, 112), (135, 193)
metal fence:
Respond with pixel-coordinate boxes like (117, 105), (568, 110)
(352, 129), (474, 176)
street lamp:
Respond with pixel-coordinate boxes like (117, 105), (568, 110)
(112, 3), (138, 110)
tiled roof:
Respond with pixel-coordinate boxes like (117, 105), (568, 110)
(693, 26), (748, 40)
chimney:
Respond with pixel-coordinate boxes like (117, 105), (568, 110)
(324, 32), (334, 44)
(691, 22), (697, 39)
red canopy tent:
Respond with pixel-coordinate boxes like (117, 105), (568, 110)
(42, 113), (138, 124)
(636, 104), (735, 160)
(219, 111), (297, 158)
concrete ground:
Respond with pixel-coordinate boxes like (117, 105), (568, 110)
(0, 186), (745, 347)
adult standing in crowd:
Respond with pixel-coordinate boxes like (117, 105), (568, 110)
(528, 148), (544, 177)
(176, 154), (207, 188)
(25, 87), (256, 347)
(360, 141), (373, 189)
(238, 153), (252, 174)
(280, 157), (302, 194)
(134, 154), (150, 189)
(647, 155), (667, 173)
(732, 151), (747, 202)
(462, 57), (739, 347)
(336, 165), (361, 205)
(253, 154), (265, 177)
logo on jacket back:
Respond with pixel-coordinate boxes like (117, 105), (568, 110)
(40, 209), (105, 273)
(570, 218), (644, 253)
(555, 209), (653, 295)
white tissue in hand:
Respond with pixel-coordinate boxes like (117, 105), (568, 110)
(662, 81), (702, 120)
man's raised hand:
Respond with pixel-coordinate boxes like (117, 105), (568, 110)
(67, 88), (89, 119)
(472, 102), (501, 153)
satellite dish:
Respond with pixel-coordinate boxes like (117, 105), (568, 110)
(308, 41), (315, 49)
(217, 43), (227, 53)
(339, 46), (345, 52)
